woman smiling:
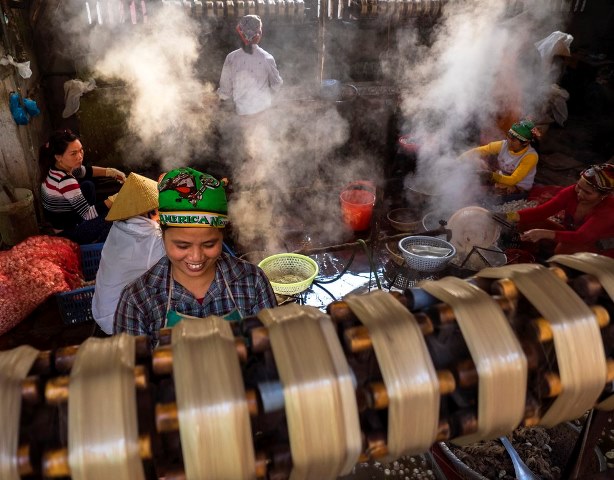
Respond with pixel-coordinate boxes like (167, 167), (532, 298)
(506, 163), (614, 258)
(114, 167), (277, 349)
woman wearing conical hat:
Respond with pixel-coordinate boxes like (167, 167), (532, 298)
(92, 173), (166, 335)
(114, 167), (277, 349)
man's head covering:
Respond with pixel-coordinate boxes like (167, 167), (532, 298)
(158, 167), (228, 228)
(236, 15), (262, 45)
(106, 173), (159, 221)
(508, 120), (536, 143)
(580, 163), (614, 194)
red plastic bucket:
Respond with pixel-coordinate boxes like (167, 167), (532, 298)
(340, 182), (376, 231)
(398, 134), (420, 154)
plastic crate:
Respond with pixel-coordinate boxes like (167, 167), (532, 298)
(80, 242), (104, 282)
(56, 285), (95, 325)
(56, 243), (104, 325)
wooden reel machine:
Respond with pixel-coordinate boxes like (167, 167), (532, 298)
(2, 253), (614, 479)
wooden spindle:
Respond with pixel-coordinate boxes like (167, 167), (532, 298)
(152, 340), (247, 375)
(44, 365), (148, 404)
(41, 435), (152, 477)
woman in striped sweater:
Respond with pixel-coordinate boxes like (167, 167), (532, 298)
(39, 129), (126, 244)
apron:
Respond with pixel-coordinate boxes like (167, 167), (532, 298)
(165, 269), (243, 328)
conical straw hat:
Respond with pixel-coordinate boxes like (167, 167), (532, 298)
(106, 172), (159, 221)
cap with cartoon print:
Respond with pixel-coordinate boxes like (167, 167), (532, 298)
(158, 167), (228, 228)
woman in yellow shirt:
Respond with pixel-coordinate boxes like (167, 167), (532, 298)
(462, 120), (540, 203)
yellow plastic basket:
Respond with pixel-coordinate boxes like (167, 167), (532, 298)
(258, 253), (319, 296)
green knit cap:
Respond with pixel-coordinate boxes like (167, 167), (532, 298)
(508, 120), (535, 142)
(158, 167), (228, 228)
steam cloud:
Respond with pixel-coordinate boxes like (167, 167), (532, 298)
(94, 7), (216, 170)
(61, 1), (367, 255)
(389, 0), (566, 215)
(58, 0), (568, 255)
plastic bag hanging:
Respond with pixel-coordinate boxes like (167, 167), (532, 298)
(0, 55), (33, 79)
(534, 31), (573, 63)
(62, 78), (96, 118)
(9, 92), (28, 125)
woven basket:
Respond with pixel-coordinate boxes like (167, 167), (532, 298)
(398, 236), (456, 273)
(258, 253), (319, 296)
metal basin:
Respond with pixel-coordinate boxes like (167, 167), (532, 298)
(436, 423), (607, 480)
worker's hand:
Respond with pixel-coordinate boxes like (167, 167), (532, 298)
(492, 211), (518, 227)
(493, 185), (515, 196)
(477, 170), (493, 185)
(506, 211), (520, 223)
(106, 167), (126, 183)
(520, 229), (555, 243)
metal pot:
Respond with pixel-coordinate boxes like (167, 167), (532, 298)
(436, 422), (607, 480)
(405, 178), (444, 211)
(320, 79), (358, 102)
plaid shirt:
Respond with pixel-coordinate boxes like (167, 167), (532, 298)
(114, 254), (277, 348)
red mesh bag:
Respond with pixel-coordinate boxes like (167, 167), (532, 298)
(0, 235), (84, 336)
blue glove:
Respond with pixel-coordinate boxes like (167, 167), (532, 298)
(23, 97), (40, 117)
(9, 92), (28, 125)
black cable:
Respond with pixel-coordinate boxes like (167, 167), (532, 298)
(357, 239), (382, 290)
(311, 281), (338, 302)
(314, 247), (358, 284)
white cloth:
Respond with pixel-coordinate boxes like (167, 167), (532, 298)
(547, 84), (570, 126)
(92, 217), (165, 334)
(534, 31), (573, 63)
(217, 45), (283, 116)
(62, 79), (96, 118)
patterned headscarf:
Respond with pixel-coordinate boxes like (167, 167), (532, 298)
(580, 163), (614, 194)
(157, 167), (228, 228)
(236, 15), (262, 45)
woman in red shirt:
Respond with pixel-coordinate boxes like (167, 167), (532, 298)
(507, 163), (614, 257)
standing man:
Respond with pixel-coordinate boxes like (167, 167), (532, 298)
(217, 15), (283, 116)
(217, 15), (283, 181)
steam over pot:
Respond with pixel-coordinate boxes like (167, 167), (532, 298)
(405, 176), (444, 211)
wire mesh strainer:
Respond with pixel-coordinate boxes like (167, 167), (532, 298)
(398, 236), (456, 273)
